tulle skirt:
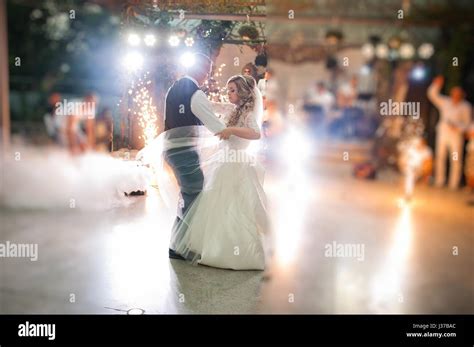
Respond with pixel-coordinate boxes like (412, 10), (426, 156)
(138, 126), (269, 270)
(173, 159), (268, 270)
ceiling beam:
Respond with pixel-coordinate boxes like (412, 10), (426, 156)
(267, 14), (442, 27)
(174, 13), (266, 22)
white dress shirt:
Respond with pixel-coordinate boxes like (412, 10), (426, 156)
(183, 76), (226, 134)
(257, 78), (267, 97)
(428, 84), (472, 133)
(338, 82), (357, 107)
(305, 89), (335, 113)
(258, 78), (278, 101)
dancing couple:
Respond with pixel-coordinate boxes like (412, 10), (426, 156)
(140, 53), (269, 270)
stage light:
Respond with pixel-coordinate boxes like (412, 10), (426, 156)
(399, 43), (415, 59)
(180, 52), (195, 68)
(144, 34), (156, 47)
(127, 308), (145, 315)
(168, 35), (180, 47)
(375, 44), (389, 59)
(123, 51), (144, 72)
(418, 43), (434, 59)
(361, 43), (374, 59)
(127, 33), (141, 46)
(411, 66), (426, 81)
(184, 37), (194, 47)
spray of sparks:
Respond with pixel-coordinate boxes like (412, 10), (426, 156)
(130, 73), (158, 146)
(121, 63), (228, 148)
(204, 63), (228, 102)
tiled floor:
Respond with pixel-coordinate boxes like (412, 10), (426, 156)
(1, 160), (473, 314)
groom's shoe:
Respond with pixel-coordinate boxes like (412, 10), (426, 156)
(169, 248), (185, 260)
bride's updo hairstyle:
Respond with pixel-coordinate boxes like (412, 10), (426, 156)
(226, 75), (256, 127)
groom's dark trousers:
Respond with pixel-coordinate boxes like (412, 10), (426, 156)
(163, 76), (205, 252)
(165, 147), (204, 250)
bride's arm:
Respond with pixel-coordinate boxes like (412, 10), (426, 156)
(210, 101), (234, 116)
(216, 101), (262, 140)
(216, 126), (260, 140)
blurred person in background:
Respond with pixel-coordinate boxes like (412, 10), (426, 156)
(304, 81), (335, 114)
(95, 107), (114, 152)
(337, 75), (358, 108)
(331, 76), (363, 138)
(257, 68), (278, 109)
(43, 92), (62, 144)
(428, 75), (472, 189)
(242, 62), (259, 81)
(63, 92), (99, 155)
(464, 123), (474, 191)
(304, 81), (335, 135)
(263, 99), (284, 137)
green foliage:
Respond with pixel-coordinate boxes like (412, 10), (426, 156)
(238, 24), (259, 40)
(8, 0), (121, 120)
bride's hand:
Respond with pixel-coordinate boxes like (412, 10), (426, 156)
(216, 127), (234, 140)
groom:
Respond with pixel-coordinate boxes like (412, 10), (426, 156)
(164, 53), (225, 260)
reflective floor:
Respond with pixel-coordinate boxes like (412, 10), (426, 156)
(1, 159), (473, 314)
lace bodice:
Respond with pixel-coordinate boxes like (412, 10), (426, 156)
(211, 101), (261, 150)
(211, 102), (260, 132)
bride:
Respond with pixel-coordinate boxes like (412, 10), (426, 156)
(141, 75), (269, 270)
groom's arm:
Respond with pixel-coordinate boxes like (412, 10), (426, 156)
(191, 90), (226, 134)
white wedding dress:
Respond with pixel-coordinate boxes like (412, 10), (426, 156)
(171, 102), (269, 270)
(135, 86), (269, 270)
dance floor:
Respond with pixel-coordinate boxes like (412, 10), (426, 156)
(1, 160), (473, 314)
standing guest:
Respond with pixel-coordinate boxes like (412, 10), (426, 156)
(83, 92), (99, 150)
(335, 76), (361, 138)
(95, 108), (114, 152)
(257, 68), (278, 108)
(263, 99), (284, 137)
(464, 123), (474, 191)
(242, 63), (259, 81)
(64, 92), (99, 155)
(257, 68), (272, 97)
(305, 81), (335, 115)
(428, 76), (472, 189)
(304, 81), (335, 134)
(43, 92), (62, 143)
(337, 75), (358, 108)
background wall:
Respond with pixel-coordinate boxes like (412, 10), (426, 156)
(214, 44), (258, 85)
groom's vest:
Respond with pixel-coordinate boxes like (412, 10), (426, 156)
(164, 77), (203, 131)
